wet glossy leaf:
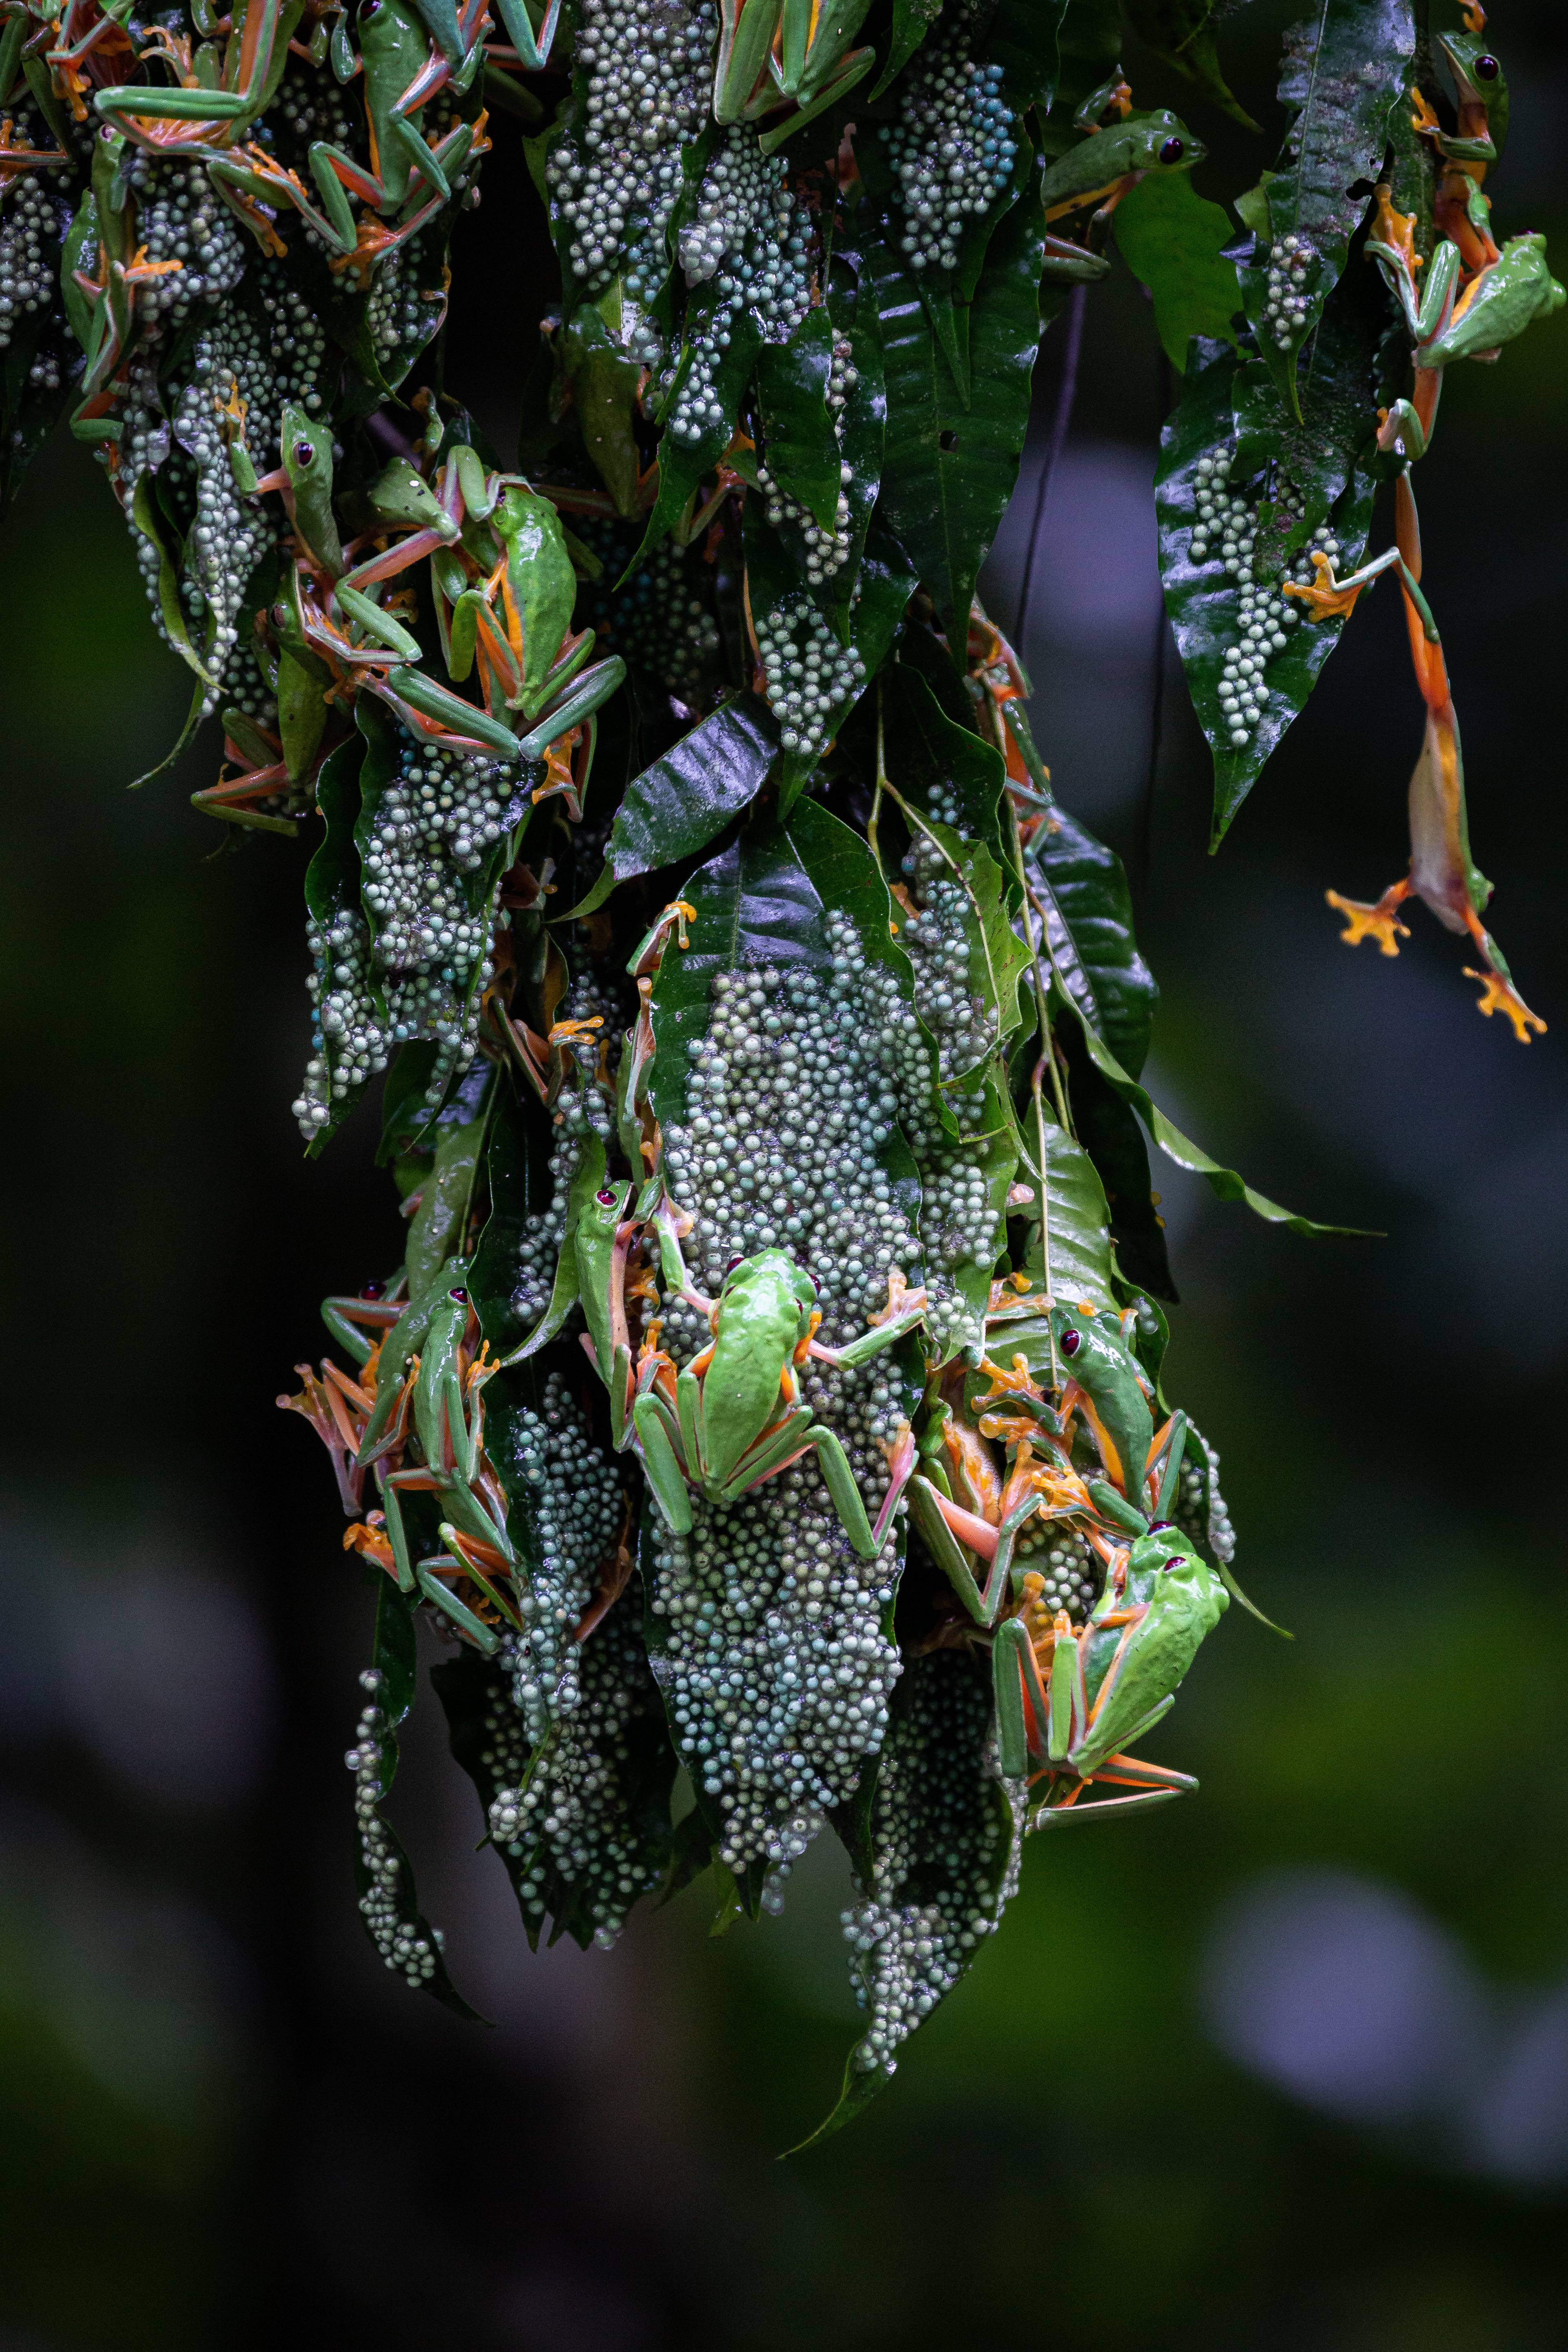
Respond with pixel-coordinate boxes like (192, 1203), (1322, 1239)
(1028, 802), (1158, 1079)
(823, 250), (887, 633)
(1114, 170), (1243, 370)
(871, 179), (1045, 644)
(880, 662), (1008, 864)
(353, 1577), (486, 2020)
(569, 695), (781, 917)
(756, 309), (840, 531)
(987, 0), (1069, 112)
(1156, 287), (1382, 842)
(800, 1649), (1020, 2149)
(469, 1075), (558, 1358)
(303, 735), (377, 1158)
(1238, 0), (1415, 409)
(1051, 975), (1376, 1238)
(434, 1578), (676, 1954)
(870, 0), (944, 99)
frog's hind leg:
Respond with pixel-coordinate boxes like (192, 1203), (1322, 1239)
(1459, 915), (1547, 1041)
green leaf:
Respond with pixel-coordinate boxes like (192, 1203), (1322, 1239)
(1120, 0), (1261, 132)
(632, 300), (762, 573)
(870, 176), (1045, 643)
(405, 1089), (494, 1305)
(1238, 0), (1416, 409)
(1155, 292), (1381, 842)
(469, 1074), (559, 1358)
(303, 735), (378, 1157)
(823, 249), (887, 633)
(879, 662), (1008, 864)
(1030, 1114), (1120, 1318)
(1113, 170), (1242, 370)
(434, 1578), (677, 1953)
(870, 0), (945, 100)
(354, 1577), (486, 2020)
(568, 694), (781, 917)
(799, 1650), (1020, 2151)
(1053, 1025), (1178, 1301)
(987, 0), (1070, 112)
(560, 304), (644, 520)
(1051, 976), (1376, 1238)
(755, 309), (841, 531)
(1028, 802), (1158, 1079)
(1040, 0), (1123, 157)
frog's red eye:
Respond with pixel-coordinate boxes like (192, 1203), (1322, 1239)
(360, 1279), (385, 1299)
(596, 1188), (618, 1205)
(1475, 52), (1499, 78)
(1164, 1556), (1185, 1572)
(448, 1286), (468, 1303)
(1159, 136), (1185, 163)
(725, 1255), (744, 1273)
(1060, 1327), (1081, 1357)
(293, 438), (315, 468)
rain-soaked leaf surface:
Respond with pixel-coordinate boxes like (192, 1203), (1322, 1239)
(570, 695), (781, 916)
(871, 180), (1045, 643)
(1238, 0), (1415, 409)
(802, 1648), (1021, 2149)
(352, 1577), (486, 2019)
(1156, 276), (1383, 841)
(1028, 803), (1158, 1080)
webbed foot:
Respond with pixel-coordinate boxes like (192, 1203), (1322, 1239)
(1463, 965), (1546, 1041)
(1325, 886), (1412, 956)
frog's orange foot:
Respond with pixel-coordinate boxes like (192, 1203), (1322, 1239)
(1372, 185), (1423, 274)
(1283, 553), (1368, 623)
(1463, 967), (1546, 1042)
(1326, 888), (1411, 956)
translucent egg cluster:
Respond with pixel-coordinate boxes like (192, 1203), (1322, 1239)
(547, 0), (714, 298)
(347, 1668), (446, 1986)
(649, 958), (921, 1871)
(1261, 232), (1313, 348)
(880, 8), (1016, 274)
(666, 125), (813, 442)
(294, 731), (532, 1136)
(0, 114), (62, 354)
(1178, 1424), (1236, 1566)
(125, 154), (248, 325)
(494, 1371), (627, 1746)
(753, 594), (866, 756)
(842, 1650), (1019, 2074)
(485, 1592), (671, 1947)
(1187, 454), (1341, 751)
(579, 528), (724, 706)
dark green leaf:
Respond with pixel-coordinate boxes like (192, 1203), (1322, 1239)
(1120, 0), (1261, 132)
(871, 181), (1045, 643)
(353, 1578), (486, 2020)
(987, 0), (1070, 112)
(1028, 802), (1158, 1078)
(568, 694), (781, 917)
(303, 736), (378, 1157)
(799, 1649), (1020, 2150)
(1113, 170), (1243, 369)
(880, 662), (1008, 864)
(1051, 976), (1376, 1238)
(870, 0), (945, 100)
(470, 1074), (558, 1359)
(1156, 294), (1381, 841)
(756, 309), (841, 530)
(1238, 0), (1415, 408)
(632, 301), (763, 574)
(1054, 1022), (1178, 1301)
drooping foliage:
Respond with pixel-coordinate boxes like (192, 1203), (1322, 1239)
(6, 0), (1551, 2138)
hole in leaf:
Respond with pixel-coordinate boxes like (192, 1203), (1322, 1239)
(939, 430), (959, 453)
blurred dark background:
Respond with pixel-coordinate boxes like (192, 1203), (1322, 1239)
(2, 4), (1566, 2345)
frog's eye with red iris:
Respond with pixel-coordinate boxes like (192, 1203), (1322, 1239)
(448, 1286), (468, 1303)
(360, 1279), (386, 1299)
(596, 1188), (618, 1205)
(1159, 136), (1185, 163)
(1060, 1327), (1082, 1357)
(1475, 52), (1499, 79)
(1164, 1556), (1186, 1573)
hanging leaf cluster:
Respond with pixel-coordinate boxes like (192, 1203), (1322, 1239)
(5, 0), (1553, 2138)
